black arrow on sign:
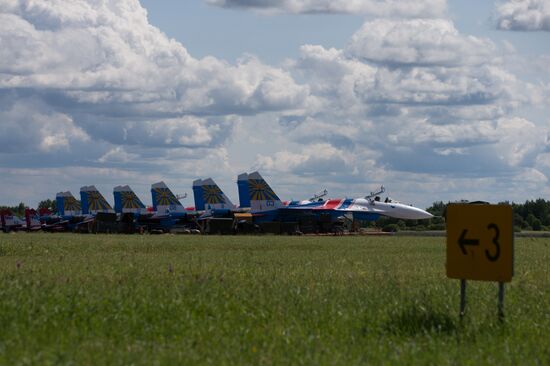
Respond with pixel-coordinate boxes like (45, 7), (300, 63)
(458, 229), (479, 255)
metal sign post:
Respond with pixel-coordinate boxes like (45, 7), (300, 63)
(498, 282), (505, 321)
(460, 279), (467, 319)
(446, 204), (513, 320)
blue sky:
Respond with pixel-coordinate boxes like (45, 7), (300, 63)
(141, 0), (550, 62)
(0, 0), (549, 209)
(140, 0), (365, 63)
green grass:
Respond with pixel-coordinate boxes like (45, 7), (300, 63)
(0, 233), (548, 365)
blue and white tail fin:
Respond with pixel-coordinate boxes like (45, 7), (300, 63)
(201, 178), (236, 211)
(151, 181), (185, 215)
(56, 191), (81, 217)
(247, 171), (284, 212)
(113, 185), (147, 215)
(80, 186), (114, 215)
(237, 173), (250, 208)
(192, 179), (205, 211)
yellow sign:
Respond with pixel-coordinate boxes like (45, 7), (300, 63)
(446, 204), (513, 282)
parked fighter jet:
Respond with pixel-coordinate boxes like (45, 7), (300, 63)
(148, 181), (198, 232)
(41, 191), (90, 231)
(113, 185), (148, 215)
(238, 172), (328, 208)
(192, 177), (248, 233)
(0, 210), (25, 232)
(111, 185), (150, 233)
(244, 171), (433, 222)
(192, 178), (236, 216)
(80, 186), (114, 215)
(56, 191), (82, 217)
(24, 209), (42, 231)
(151, 181), (188, 216)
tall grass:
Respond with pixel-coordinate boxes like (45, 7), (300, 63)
(0, 234), (548, 365)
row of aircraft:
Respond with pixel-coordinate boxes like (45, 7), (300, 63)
(1, 172), (432, 234)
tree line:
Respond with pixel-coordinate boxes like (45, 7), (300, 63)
(0, 199), (57, 217)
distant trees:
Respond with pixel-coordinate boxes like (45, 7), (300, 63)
(38, 199), (57, 213)
(0, 202), (26, 217)
(510, 199), (549, 230)
(0, 199), (56, 217)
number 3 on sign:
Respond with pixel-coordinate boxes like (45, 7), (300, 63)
(446, 204), (513, 282)
(486, 223), (500, 262)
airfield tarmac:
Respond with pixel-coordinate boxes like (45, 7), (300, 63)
(0, 233), (548, 364)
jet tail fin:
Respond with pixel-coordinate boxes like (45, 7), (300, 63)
(201, 178), (236, 210)
(56, 191), (81, 217)
(151, 181), (185, 215)
(80, 186), (114, 215)
(237, 173), (250, 208)
(114, 185), (147, 214)
(192, 179), (205, 211)
(247, 171), (284, 212)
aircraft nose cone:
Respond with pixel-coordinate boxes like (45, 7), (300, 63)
(401, 205), (434, 220)
(416, 208), (434, 220)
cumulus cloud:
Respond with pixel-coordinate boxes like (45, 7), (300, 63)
(255, 143), (355, 175)
(0, 98), (89, 154)
(1, 0), (548, 208)
(280, 17), (547, 184)
(347, 19), (495, 67)
(0, 1), (308, 112)
(205, 0), (447, 17)
(496, 0), (550, 31)
(0, 0), (310, 178)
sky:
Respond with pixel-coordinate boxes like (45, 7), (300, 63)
(0, 0), (549, 209)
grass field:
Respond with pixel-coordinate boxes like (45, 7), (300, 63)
(0, 233), (548, 365)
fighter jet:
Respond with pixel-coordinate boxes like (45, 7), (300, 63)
(39, 191), (90, 231)
(56, 191), (82, 217)
(151, 181), (188, 217)
(24, 208), (42, 231)
(148, 181), (198, 232)
(192, 178), (236, 217)
(113, 185), (148, 215)
(0, 210), (25, 232)
(244, 171), (433, 222)
(80, 186), (114, 215)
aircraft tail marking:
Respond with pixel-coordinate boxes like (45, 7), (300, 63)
(114, 185), (146, 214)
(151, 181), (185, 214)
(247, 171), (283, 212)
(201, 178), (235, 210)
(80, 186), (114, 214)
(56, 191), (81, 216)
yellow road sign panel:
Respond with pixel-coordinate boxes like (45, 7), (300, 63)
(446, 204), (513, 282)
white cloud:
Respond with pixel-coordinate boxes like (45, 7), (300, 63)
(0, 0), (548, 208)
(205, 0), (447, 18)
(255, 143), (356, 175)
(0, 98), (90, 154)
(0, 1), (308, 113)
(347, 19), (495, 67)
(496, 0), (550, 31)
(0, 0), (311, 178)
(277, 17), (547, 182)
(493, 117), (549, 166)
